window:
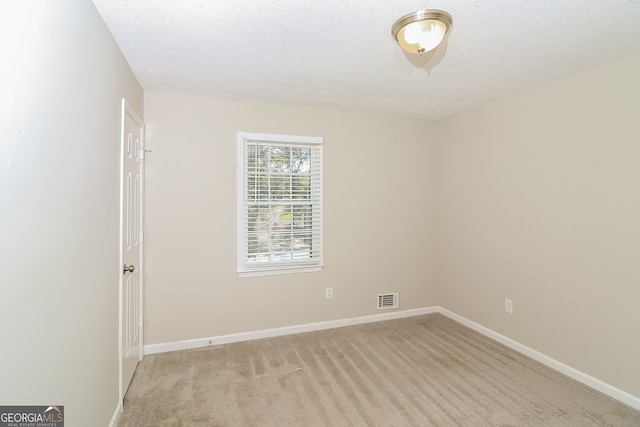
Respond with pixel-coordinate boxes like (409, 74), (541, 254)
(237, 131), (323, 276)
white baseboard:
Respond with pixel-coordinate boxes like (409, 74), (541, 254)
(143, 307), (438, 355)
(142, 305), (640, 411)
(108, 401), (121, 427)
(437, 307), (640, 411)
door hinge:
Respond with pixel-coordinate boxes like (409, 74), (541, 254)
(139, 316), (144, 328)
(140, 148), (151, 160)
(139, 232), (144, 244)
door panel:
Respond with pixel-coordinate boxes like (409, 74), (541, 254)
(120, 100), (144, 401)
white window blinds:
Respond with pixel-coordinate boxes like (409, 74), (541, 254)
(237, 132), (323, 276)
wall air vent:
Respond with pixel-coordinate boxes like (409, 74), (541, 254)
(377, 293), (399, 309)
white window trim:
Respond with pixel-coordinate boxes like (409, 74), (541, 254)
(237, 131), (324, 277)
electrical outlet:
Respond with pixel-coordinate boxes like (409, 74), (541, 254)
(325, 287), (333, 299)
(505, 298), (513, 314)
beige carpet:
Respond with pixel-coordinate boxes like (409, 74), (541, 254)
(118, 314), (640, 426)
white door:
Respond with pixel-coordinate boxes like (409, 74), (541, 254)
(119, 99), (144, 402)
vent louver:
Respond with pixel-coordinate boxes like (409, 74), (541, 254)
(377, 293), (399, 309)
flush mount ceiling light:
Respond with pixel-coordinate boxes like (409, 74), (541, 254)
(391, 9), (453, 55)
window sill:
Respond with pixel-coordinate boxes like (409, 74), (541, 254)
(237, 265), (324, 278)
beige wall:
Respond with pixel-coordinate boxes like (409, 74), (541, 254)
(144, 55), (640, 400)
(435, 53), (640, 397)
(143, 93), (438, 344)
(0, 1), (143, 425)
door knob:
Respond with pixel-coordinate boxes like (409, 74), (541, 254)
(123, 264), (135, 274)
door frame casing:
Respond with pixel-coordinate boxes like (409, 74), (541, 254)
(118, 98), (145, 406)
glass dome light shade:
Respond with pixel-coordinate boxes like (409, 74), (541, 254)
(392, 10), (452, 55)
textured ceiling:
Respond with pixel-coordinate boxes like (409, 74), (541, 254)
(92, 0), (640, 120)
